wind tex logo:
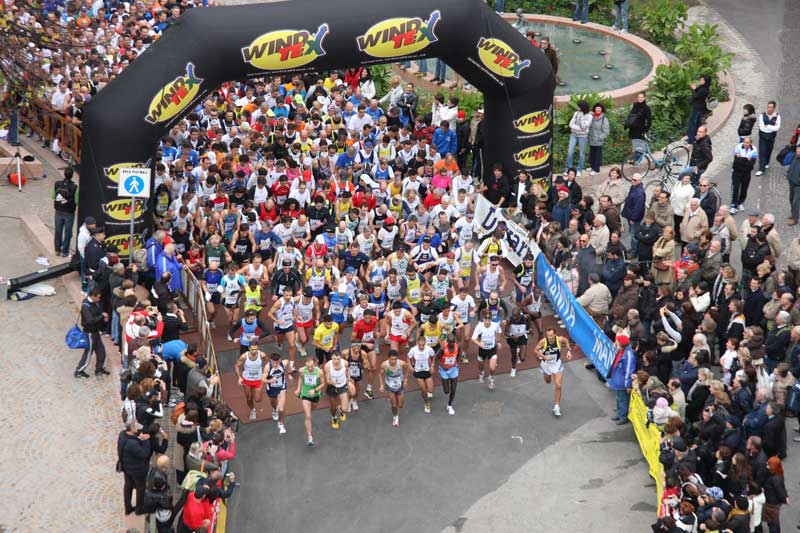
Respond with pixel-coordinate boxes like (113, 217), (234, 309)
(103, 162), (149, 185)
(102, 199), (145, 222)
(356, 10), (440, 58)
(242, 24), (329, 71)
(513, 107), (551, 135)
(513, 142), (551, 168)
(104, 233), (144, 257)
(476, 37), (530, 78)
(144, 63), (203, 125)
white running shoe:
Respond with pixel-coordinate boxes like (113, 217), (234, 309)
(278, 423), (286, 434)
(250, 408), (257, 421)
(478, 372), (485, 383)
(427, 392), (433, 399)
(553, 405), (562, 417)
(307, 435), (315, 447)
(447, 405), (455, 415)
(488, 377), (495, 390)
(289, 360), (296, 373)
(730, 206), (738, 214)
(272, 408), (279, 421)
(755, 171), (764, 176)
(610, 25), (618, 31)
(352, 400), (359, 412)
(510, 368), (517, 378)
(765, 164), (770, 169)
(424, 402), (431, 414)
(392, 415), (399, 427)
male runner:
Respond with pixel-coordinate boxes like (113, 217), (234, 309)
(471, 311), (502, 389)
(352, 308), (379, 399)
(295, 356), (325, 446)
(533, 327), (573, 417)
(408, 335), (435, 413)
(379, 349), (410, 427)
(265, 352), (292, 434)
(234, 343), (268, 421)
(324, 352), (352, 430)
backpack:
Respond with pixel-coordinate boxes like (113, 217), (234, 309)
(132, 248), (150, 272)
(54, 180), (74, 207)
(170, 401), (186, 425)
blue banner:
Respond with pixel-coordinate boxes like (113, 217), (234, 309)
(535, 254), (617, 376)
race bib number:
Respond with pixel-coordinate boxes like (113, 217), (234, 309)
(349, 365), (361, 378)
(362, 331), (374, 342)
(409, 288), (421, 300)
(387, 375), (402, 389)
(330, 303), (343, 315)
(444, 356), (456, 366)
(510, 324), (527, 337)
(243, 332), (256, 342)
(322, 333), (334, 346)
(303, 374), (317, 386)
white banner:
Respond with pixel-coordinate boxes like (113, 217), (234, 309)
(474, 195), (540, 266)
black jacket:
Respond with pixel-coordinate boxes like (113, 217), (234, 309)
(743, 288), (768, 327)
(53, 178), (78, 213)
(626, 101), (652, 140)
(635, 222), (661, 263)
(689, 84), (710, 112)
(84, 238), (106, 272)
(764, 325), (791, 361)
(482, 174), (511, 206)
(689, 136), (713, 170)
(762, 414), (787, 459)
(741, 238), (770, 272)
(117, 431), (151, 480)
(80, 297), (106, 333)
(455, 120), (470, 153)
(508, 179), (530, 209)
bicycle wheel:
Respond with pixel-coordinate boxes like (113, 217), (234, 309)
(664, 145), (690, 177)
(643, 178), (660, 209)
(622, 152), (652, 181)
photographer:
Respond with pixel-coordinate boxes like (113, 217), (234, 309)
(117, 419), (151, 515)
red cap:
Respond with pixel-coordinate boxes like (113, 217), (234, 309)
(385, 217), (395, 225)
(616, 334), (630, 346)
(557, 185), (570, 194)
(457, 110), (466, 119)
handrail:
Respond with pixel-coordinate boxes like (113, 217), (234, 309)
(18, 98), (82, 163)
(180, 268), (221, 401)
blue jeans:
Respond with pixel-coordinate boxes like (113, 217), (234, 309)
(615, 389), (630, 420)
(677, 166), (704, 186)
(111, 310), (120, 344)
(434, 59), (447, 81)
(614, 0), (629, 30)
(400, 60), (411, 68)
(54, 210), (75, 254)
(417, 59), (429, 74)
(687, 108), (703, 144)
(573, 0), (589, 22)
(495, 0), (505, 12)
(627, 220), (641, 257)
(566, 135), (588, 172)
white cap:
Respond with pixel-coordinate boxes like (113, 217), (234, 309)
(337, 283), (347, 294)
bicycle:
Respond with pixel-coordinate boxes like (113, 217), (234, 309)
(621, 134), (690, 184)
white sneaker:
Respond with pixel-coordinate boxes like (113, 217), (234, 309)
(392, 415), (399, 427)
(272, 408), (279, 421)
(424, 402), (431, 414)
(289, 360), (296, 373)
(478, 372), (485, 383)
(447, 405), (455, 415)
(250, 408), (257, 421)
(510, 368), (517, 378)
(730, 206), (738, 214)
(352, 400), (359, 412)
(488, 377), (495, 390)
(427, 392), (433, 399)
(738, 203), (745, 212)
(589, 170), (598, 176)
(278, 423), (286, 434)
(307, 435), (315, 447)
(611, 25), (618, 31)
(755, 171), (764, 176)
(619, 29), (627, 34)
(576, 171), (582, 177)
(765, 164), (770, 169)
(553, 405), (562, 417)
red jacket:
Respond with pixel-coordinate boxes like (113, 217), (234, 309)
(182, 494), (214, 529)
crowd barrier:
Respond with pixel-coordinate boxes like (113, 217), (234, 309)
(628, 389), (665, 516)
(18, 99), (82, 163)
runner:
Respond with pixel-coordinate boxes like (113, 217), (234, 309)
(294, 356), (325, 447)
(408, 335), (435, 413)
(385, 301), (416, 360)
(504, 307), (529, 378)
(343, 342), (365, 411)
(450, 286), (476, 362)
(200, 258), (223, 328)
(520, 286), (545, 339)
(305, 258), (334, 308)
(228, 309), (272, 354)
(435, 333), (460, 415)
(328, 283), (353, 328)
(267, 286), (297, 372)
(476, 290), (509, 326)
(478, 255), (507, 299)
(379, 349), (410, 427)
(243, 278), (264, 317)
(294, 287), (320, 359)
(533, 327), (573, 417)
(420, 314), (443, 354)
(219, 263), (246, 328)
(234, 343), (268, 421)
(312, 314), (340, 364)
(471, 311), (502, 389)
(323, 352), (353, 430)
(512, 254), (536, 304)
(265, 352), (292, 434)
(368, 283), (388, 338)
(352, 308), (379, 399)
(453, 239), (476, 291)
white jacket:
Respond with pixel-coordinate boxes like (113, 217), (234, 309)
(569, 111), (593, 138)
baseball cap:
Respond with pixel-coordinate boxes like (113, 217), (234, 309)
(422, 235), (432, 243)
(84, 216), (97, 226)
(345, 266), (356, 274)
(385, 217), (395, 225)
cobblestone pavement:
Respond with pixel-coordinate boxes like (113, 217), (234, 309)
(0, 219), (123, 532)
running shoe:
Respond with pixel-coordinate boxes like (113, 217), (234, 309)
(289, 360), (296, 373)
(364, 387), (374, 399)
(478, 372), (485, 383)
(510, 368), (517, 378)
(226, 334), (233, 342)
(250, 408), (257, 421)
(392, 415), (399, 427)
(278, 423), (286, 435)
(424, 402), (431, 414)
(447, 405), (455, 415)
(331, 417), (339, 430)
(461, 355), (469, 364)
(272, 408), (279, 421)
(352, 400), (359, 412)
(427, 392), (433, 399)
(307, 436), (315, 447)
(340, 411), (347, 422)
(488, 377), (495, 390)
(552, 405), (562, 417)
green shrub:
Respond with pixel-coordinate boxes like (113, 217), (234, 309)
(636, 0), (687, 51)
(674, 23), (734, 76)
(370, 64), (394, 98)
(555, 92), (614, 133)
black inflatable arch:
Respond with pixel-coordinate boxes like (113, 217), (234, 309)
(79, 0), (554, 254)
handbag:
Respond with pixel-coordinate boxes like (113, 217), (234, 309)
(776, 143), (796, 166)
(705, 97), (719, 111)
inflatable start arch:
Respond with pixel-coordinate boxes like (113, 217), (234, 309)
(79, 0), (554, 254)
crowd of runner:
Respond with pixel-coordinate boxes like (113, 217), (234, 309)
(15, 0), (800, 530)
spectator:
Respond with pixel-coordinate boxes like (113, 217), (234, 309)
(786, 145), (800, 226)
(621, 173), (645, 256)
(608, 334), (635, 425)
(756, 101), (781, 175)
(53, 166), (78, 257)
(118, 419), (151, 515)
(565, 99), (592, 176)
(677, 125), (713, 186)
(686, 75), (710, 145)
(587, 102), (610, 175)
(730, 136), (758, 214)
(625, 92), (652, 159)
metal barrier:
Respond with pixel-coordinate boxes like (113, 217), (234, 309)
(18, 99), (82, 163)
(180, 268), (221, 399)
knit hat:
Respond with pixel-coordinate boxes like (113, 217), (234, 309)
(557, 185), (569, 194)
(457, 110), (466, 119)
(615, 333), (630, 346)
(655, 397), (668, 408)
